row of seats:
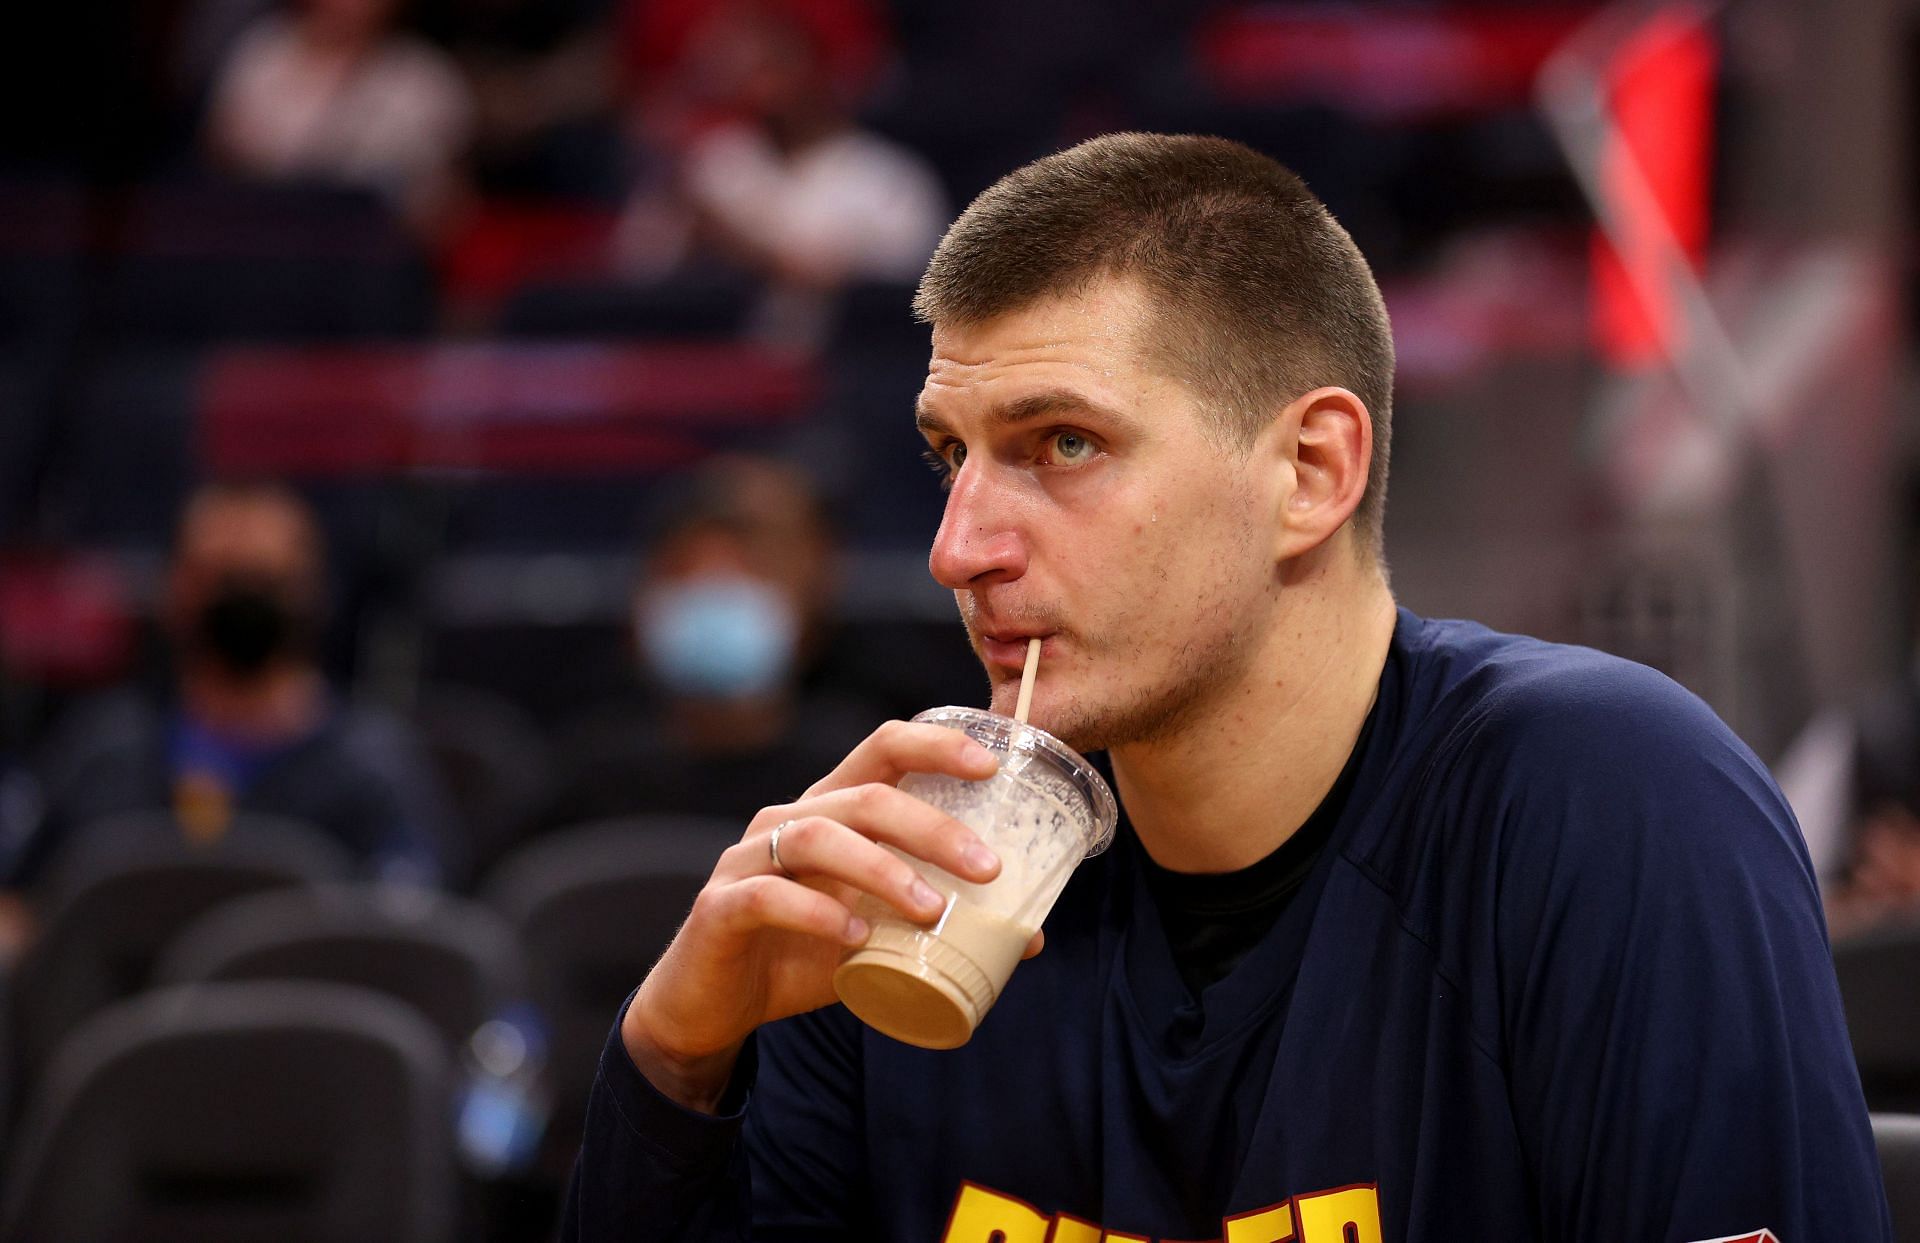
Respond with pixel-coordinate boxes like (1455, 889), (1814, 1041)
(0, 180), (893, 351)
(1834, 916), (1920, 1114)
(5, 280), (943, 553)
(0, 181), (432, 349)
(8, 980), (459, 1242)
(9, 1015), (1919, 1240)
(6, 810), (1920, 1237)
(4, 812), (728, 1224)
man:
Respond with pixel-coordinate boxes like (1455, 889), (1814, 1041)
(545, 456), (881, 827)
(565, 135), (1890, 1240)
(202, 0), (474, 233)
(17, 480), (452, 887)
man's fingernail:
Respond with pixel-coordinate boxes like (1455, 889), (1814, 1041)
(964, 740), (997, 767)
(963, 844), (999, 874)
(844, 916), (870, 945)
(910, 879), (943, 911)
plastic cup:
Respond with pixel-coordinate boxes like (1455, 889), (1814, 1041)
(832, 706), (1118, 1049)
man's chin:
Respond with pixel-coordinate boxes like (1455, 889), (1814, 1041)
(989, 690), (1107, 754)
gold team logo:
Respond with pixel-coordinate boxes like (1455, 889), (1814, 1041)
(939, 1180), (1383, 1243)
(942, 1186), (1781, 1243)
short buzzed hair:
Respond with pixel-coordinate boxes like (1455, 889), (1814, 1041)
(914, 133), (1395, 555)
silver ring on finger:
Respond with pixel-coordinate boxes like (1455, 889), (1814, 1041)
(768, 819), (796, 878)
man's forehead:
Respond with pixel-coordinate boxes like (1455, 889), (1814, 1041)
(178, 499), (319, 568)
(925, 276), (1156, 365)
(917, 278), (1173, 421)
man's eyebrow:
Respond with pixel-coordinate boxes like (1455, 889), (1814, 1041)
(914, 390), (1140, 436)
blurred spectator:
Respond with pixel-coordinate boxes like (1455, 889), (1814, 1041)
(1781, 675), (1920, 937)
(621, 0), (886, 119)
(0, 742), (42, 955)
(616, 2), (948, 346)
(174, 0), (279, 106)
(544, 457), (881, 827)
(12, 481), (455, 892)
(201, 0), (475, 235)
(1826, 809), (1920, 938)
(413, 0), (626, 201)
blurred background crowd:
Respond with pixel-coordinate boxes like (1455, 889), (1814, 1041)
(0, 0), (1917, 1238)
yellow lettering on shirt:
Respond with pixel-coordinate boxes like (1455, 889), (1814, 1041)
(1293, 1185), (1383, 1243)
(940, 1182), (1377, 1243)
(943, 1182), (1050, 1243)
(1222, 1202), (1296, 1243)
(1048, 1217), (1102, 1243)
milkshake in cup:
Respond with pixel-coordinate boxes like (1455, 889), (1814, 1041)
(832, 706), (1118, 1049)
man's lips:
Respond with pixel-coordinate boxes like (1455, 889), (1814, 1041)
(980, 632), (1056, 670)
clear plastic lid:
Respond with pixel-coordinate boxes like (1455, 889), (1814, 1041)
(911, 706), (1119, 857)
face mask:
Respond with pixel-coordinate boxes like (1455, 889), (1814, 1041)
(192, 578), (308, 677)
(640, 577), (798, 700)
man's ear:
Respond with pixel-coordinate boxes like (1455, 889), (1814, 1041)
(1271, 386), (1372, 561)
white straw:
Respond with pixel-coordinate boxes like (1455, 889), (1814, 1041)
(1013, 638), (1041, 724)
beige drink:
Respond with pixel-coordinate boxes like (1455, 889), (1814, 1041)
(834, 904), (1034, 1049)
(833, 707), (1116, 1049)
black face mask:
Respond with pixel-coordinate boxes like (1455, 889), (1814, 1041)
(191, 580), (309, 676)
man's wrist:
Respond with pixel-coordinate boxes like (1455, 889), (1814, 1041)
(619, 996), (743, 1115)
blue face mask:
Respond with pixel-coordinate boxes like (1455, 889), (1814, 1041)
(640, 577), (799, 700)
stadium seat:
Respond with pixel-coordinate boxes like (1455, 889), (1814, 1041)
(479, 817), (731, 1158)
(0, 179), (82, 538)
(10, 813), (353, 1085)
(1834, 918), (1920, 1113)
(1875, 1113), (1920, 1243)
(154, 884), (533, 1052)
(93, 178), (433, 345)
(411, 685), (554, 883)
(497, 269), (756, 340)
(54, 347), (199, 544)
(0, 980), (456, 1243)
(0, 356), (54, 539)
(0, 178), (85, 352)
(819, 280), (948, 549)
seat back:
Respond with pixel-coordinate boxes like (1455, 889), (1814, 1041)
(412, 685), (553, 884)
(12, 814), (353, 1080)
(1, 981), (456, 1243)
(155, 884), (532, 1051)
(480, 817), (730, 1141)
(1875, 1113), (1920, 1243)
(1835, 919), (1920, 1112)
(95, 179), (432, 345)
(498, 270), (755, 339)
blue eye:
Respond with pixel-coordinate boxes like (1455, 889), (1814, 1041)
(920, 442), (966, 489)
(1051, 432), (1093, 462)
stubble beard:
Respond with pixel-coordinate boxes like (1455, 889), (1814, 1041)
(996, 607), (1255, 755)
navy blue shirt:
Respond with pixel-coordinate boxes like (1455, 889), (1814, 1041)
(17, 688), (453, 886)
(564, 610), (1891, 1242)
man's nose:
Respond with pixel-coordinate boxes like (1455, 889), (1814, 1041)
(928, 462), (1029, 589)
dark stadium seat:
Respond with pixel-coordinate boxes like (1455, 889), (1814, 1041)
(0, 981), (456, 1243)
(497, 269), (757, 340)
(1875, 1114), (1920, 1243)
(10, 813), (353, 1084)
(0, 180), (85, 537)
(154, 884), (533, 1053)
(412, 685), (555, 881)
(53, 347), (200, 544)
(0, 178), (85, 350)
(94, 179), (433, 345)
(0, 358), (56, 539)
(479, 817), (732, 1163)
(1834, 918), (1920, 1113)
(819, 280), (948, 549)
